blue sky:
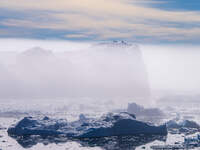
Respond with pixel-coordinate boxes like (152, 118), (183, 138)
(0, 0), (200, 43)
(151, 0), (200, 11)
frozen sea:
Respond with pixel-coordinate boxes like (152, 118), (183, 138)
(1, 97), (200, 150)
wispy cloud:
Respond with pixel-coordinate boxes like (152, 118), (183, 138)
(0, 0), (200, 42)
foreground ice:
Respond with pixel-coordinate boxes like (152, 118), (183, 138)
(167, 119), (200, 135)
(7, 112), (167, 149)
(8, 112), (167, 138)
(3, 100), (200, 149)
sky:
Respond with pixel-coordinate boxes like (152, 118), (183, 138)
(0, 0), (200, 43)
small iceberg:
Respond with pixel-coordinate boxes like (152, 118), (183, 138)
(167, 119), (200, 134)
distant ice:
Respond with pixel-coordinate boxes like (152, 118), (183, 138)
(127, 103), (165, 124)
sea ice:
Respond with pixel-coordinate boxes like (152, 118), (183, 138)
(8, 112), (167, 138)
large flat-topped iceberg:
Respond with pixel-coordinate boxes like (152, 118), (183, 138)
(0, 41), (150, 99)
(95, 40), (135, 48)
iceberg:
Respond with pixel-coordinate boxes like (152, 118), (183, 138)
(127, 103), (165, 124)
(0, 42), (150, 101)
(8, 112), (167, 139)
(127, 103), (165, 117)
(167, 119), (200, 134)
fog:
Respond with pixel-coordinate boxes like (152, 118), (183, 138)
(141, 45), (200, 94)
(0, 39), (150, 102)
(0, 39), (200, 104)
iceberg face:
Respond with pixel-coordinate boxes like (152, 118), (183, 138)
(7, 116), (68, 137)
(21, 47), (53, 57)
(8, 113), (167, 139)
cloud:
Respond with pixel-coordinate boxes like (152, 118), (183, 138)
(65, 34), (91, 39)
(1, 0), (200, 22)
(0, 0), (200, 42)
(2, 17), (200, 42)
